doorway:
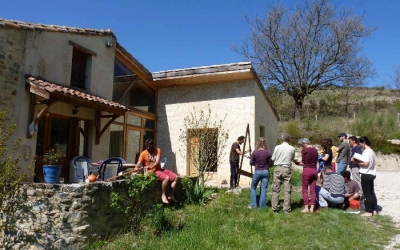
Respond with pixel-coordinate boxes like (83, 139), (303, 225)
(35, 114), (79, 183)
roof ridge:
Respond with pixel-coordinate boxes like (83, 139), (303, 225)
(0, 18), (115, 37)
(152, 62), (252, 74)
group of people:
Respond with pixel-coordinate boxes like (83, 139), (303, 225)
(230, 132), (378, 216)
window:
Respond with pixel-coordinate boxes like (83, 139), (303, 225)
(188, 128), (218, 172)
(70, 48), (88, 89)
(69, 41), (96, 90)
(260, 126), (265, 138)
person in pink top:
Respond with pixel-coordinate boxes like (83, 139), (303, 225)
(295, 138), (318, 213)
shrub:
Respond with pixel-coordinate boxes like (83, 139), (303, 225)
(180, 176), (214, 205)
(110, 173), (158, 233)
(0, 109), (33, 248)
(284, 121), (301, 141)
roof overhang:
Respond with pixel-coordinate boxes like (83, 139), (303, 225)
(115, 43), (156, 90)
(152, 62), (254, 88)
(26, 76), (129, 116)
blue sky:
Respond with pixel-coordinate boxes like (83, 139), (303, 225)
(1, 0), (399, 87)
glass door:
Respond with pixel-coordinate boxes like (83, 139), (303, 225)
(126, 129), (141, 164)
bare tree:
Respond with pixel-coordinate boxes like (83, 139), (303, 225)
(234, 0), (375, 119)
(394, 64), (400, 90)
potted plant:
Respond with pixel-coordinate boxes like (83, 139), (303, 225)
(42, 149), (63, 184)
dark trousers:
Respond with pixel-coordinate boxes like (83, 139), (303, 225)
(361, 174), (377, 213)
(230, 161), (238, 188)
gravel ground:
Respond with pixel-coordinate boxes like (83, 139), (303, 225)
(376, 172), (400, 249)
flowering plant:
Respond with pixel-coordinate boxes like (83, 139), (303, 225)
(43, 149), (63, 165)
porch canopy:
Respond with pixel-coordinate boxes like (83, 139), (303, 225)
(26, 76), (130, 143)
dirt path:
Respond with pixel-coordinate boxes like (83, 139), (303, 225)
(376, 172), (400, 249)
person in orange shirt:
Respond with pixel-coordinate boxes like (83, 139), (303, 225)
(136, 139), (179, 204)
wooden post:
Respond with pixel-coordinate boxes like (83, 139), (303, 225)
(397, 113), (400, 122)
(315, 115), (317, 121)
(353, 112), (356, 120)
(237, 124), (252, 187)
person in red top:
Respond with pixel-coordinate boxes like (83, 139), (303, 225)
(136, 139), (179, 204)
(295, 138), (318, 213)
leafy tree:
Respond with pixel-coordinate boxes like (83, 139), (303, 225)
(234, 0), (375, 119)
(0, 109), (33, 248)
(179, 106), (229, 184)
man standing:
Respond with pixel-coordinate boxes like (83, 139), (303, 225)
(317, 165), (346, 209)
(229, 136), (246, 189)
(336, 132), (350, 174)
(136, 139), (179, 204)
(348, 136), (364, 208)
(271, 133), (295, 213)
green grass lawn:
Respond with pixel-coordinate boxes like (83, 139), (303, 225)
(90, 184), (399, 250)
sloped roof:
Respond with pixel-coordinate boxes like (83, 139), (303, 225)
(0, 18), (115, 37)
(26, 76), (129, 115)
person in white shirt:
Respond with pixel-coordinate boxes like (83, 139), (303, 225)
(350, 136), (378, 217)
(271, 133), (296, 213)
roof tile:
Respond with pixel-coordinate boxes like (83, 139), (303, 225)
(0, 18), (115, 37)
(26, 76), (128, 111)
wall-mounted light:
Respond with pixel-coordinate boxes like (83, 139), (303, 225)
(72, 106), (80, 115)
(106, 41), (113, 48)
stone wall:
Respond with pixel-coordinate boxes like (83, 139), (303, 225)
(3, 180), (181, 250)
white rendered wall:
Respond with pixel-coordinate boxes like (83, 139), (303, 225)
(157, 80), (269, 186)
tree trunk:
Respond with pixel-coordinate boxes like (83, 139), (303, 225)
(294, 96), (304, 120)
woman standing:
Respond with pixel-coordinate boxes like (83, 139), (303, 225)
(296, 138), (318, 213)
(319, 138), (333, 185)
(249, 138), (272, 209)
(350, 136), (378, 217)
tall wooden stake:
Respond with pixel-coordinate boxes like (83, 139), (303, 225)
(237, 123), (253, 186)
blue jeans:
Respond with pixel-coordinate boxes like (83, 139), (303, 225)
(250, 169), (270, 208)
(316, 185), (344, 207)
(336, 160), (347, 174)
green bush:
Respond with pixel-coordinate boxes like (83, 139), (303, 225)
(284, 121), (301, 141)
(268, 167), (302, 187)
(110, 173), (158, 233)
(0, 109), (33, 248)
(180, 176), (214, 205)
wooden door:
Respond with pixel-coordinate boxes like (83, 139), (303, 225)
(187, 136), (199, 177)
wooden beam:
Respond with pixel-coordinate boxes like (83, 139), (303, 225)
(95, 113), (120, 144)
(68, 40), (97, 56)
(27, 99), (57, 138)
(28, 82), (50, 99)
(115, 50), (157, 90)
(117, 76), (137, 103)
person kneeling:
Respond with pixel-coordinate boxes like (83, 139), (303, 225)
(341, 170), (360, 209)
(317, 165), (346, 209)
(136, 139), (179, 204)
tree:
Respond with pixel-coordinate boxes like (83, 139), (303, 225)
(393, 64), (400, 90)
(179, 106), (229, 183)
(234, 0), (375, 119)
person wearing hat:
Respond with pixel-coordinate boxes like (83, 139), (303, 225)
(336, 132), (350, 174)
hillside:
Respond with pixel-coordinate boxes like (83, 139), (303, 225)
(269, 87), (400, 154)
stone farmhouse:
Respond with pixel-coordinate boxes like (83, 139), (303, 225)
(0, 18), (278, 185)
